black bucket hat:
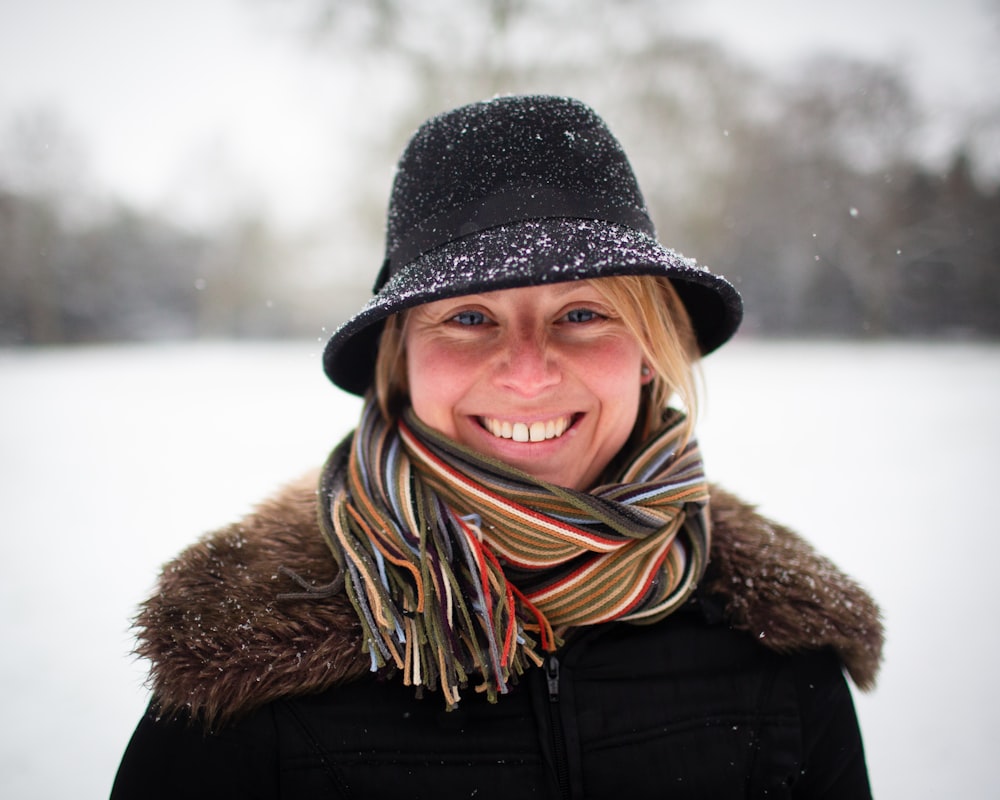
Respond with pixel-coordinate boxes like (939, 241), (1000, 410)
(323, 94), (742, 395)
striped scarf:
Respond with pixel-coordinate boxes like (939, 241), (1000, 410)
(318, 398), (710, 707)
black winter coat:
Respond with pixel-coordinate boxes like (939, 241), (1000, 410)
(111, 474), (882, 799)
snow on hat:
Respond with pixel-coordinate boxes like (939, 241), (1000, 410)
(323, 94), (743, 395)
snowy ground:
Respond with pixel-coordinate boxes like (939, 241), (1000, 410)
(1, 340), (997, 798)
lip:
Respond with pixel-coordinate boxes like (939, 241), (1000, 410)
(457, 411), (591, 488)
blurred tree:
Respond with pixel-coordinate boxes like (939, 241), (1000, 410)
(70, 207), (207, 341)
(684, 58), (923, 336)
(0, 110), (93, 343)
(0, 111), (296, 344)
(888, 151), (1000, 337)
(0, 189), (62, 343)
(194, 214), (293, 338)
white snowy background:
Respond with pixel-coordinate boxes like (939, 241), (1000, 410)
(2, 339), (997, 798)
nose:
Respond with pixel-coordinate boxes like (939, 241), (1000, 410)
(493, 327), (561, 396)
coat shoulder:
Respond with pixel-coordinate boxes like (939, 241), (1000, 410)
(704, 485), (883, 691)
(133, 471), (369, 727)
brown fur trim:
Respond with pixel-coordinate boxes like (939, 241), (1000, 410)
(133, 472), (370, 728)
(133, 475), (883, 726)
(703, 486), (884, 691)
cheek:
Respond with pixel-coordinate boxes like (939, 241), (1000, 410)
(405, 339), (472, 436)
(584, 339), (644, 394)
(586, 341), (645, 427)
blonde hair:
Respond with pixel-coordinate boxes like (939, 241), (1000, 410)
(374, 275), (701, 444)
(589, 275), (700, 444)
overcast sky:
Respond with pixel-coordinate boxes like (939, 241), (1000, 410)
(1, 0), (996, 229)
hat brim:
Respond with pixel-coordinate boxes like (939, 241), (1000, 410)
(323, 219), (742, 395)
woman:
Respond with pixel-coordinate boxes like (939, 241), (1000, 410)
(112, 95), (882, 798)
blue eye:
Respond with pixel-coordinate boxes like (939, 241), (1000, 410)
(564, 308), (599, 323)
(452, 310), (486, 326)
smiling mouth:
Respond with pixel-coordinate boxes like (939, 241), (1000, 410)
(479, 415), (575, 443)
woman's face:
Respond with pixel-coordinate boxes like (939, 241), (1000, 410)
(404, 282), (648, 490)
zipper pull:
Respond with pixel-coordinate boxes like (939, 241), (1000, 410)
(546, 655), (560, 702)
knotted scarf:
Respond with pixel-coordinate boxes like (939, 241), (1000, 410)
(317, 398), (710, 707)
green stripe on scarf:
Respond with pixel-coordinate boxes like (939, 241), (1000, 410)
(318, 398), (710, 707)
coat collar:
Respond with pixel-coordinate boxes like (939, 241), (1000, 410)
(133, 471), (882, 727)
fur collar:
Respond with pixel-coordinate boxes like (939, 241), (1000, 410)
(134, 472), (882, 726)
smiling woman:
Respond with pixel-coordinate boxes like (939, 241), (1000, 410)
(112, 95), (883, 799)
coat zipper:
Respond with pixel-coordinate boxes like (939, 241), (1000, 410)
(545, 654), (571, 799)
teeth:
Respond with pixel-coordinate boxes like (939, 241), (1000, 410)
(481, 416), (572, 442)
(529, 421), (546, 442)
